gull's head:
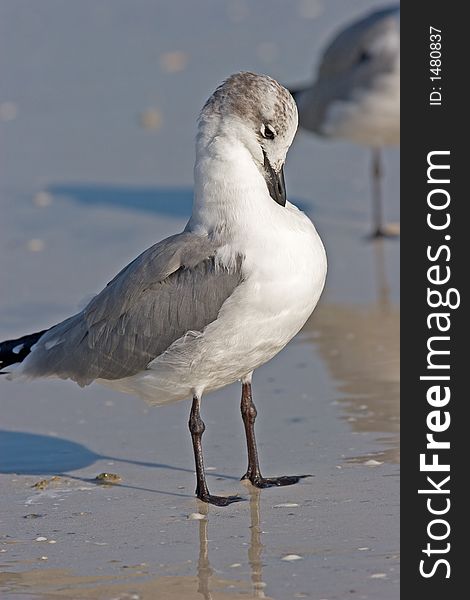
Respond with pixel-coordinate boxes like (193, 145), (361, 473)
(197, 72), (298, 207)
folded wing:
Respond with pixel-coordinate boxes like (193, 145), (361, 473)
(20, 232), (243, 385)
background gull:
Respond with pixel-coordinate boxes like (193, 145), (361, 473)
(291, 5), (400, 238)
(0, 72), (327, 506)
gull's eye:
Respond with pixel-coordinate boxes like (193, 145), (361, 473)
(262, 124), (276, 140)
(358, 50), (372, 64)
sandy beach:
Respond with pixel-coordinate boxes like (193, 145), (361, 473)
(0, 2), (399, 598)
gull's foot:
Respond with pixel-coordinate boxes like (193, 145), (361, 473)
(370, 228), (386, 239)
(242, 474), (311, 488)
(197, 493), (245, 506)
(369, 223), (400, 240)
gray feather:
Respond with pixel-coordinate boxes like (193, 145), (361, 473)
(23, 232), (243, 385)
(317, 7), (399, 79)
(299, 6), (399, 133)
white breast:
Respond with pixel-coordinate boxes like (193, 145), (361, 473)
(323, 70), (400, 146)
(208, 202), (327, 375)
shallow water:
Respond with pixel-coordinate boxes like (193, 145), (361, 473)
(0, 1), (399, 598)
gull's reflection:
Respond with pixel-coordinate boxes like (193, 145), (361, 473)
(195, 487), (271, 600)
(195, 501), (213, 600)
(248, 487), (266, 598)
(373, 237), (392, 310)
(303, 239), (399, 463)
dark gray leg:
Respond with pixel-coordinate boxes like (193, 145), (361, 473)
(189, 395), (243, 506)
(371, 147), (385, 238)
(240, 381), (309, 488)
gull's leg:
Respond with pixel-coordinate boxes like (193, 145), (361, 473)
(371, 146), (385, 238)
(240, 376), (310, 488)
(189, 395), (243, 506)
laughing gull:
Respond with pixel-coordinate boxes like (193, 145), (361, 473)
(0, 72), (327, 505)
(291, 6), (400, 237)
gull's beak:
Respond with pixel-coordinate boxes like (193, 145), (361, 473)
(263, 153), (286, 207)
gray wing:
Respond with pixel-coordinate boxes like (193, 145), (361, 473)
(23, 232), (243, 385)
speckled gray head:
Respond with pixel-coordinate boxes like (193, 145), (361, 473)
(198, 72), (298, 207)
(201, 72), (297, 139)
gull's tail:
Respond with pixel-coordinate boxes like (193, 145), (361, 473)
(0, 330), (48, 373)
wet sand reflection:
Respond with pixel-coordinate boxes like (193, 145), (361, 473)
(303, 240), (399, 464)
(0, 487), (272, 600)
(195, 487), (270, 600)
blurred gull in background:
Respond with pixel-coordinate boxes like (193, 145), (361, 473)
(291, 5), (400, 238)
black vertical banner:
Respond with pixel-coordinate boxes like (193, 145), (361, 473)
(401, 3), (465, 597)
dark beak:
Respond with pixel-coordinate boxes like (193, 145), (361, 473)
(263, 152), (286, 207)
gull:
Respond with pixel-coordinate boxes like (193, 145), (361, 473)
(0, 72), (327, 506)
(291, 6), (400, 238)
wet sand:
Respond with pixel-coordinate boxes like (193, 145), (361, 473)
(0, 209), (399, 600)
(1, 1), (399, 598)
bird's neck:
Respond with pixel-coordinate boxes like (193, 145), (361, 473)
(188, 134), (270, 236)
